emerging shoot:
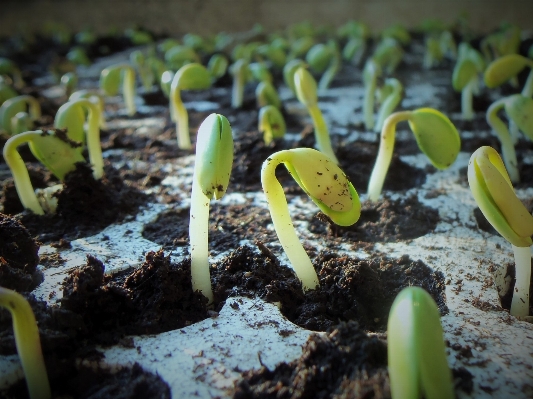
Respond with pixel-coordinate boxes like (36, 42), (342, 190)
(258, 105), (286, 145)
(362, 59), (381, 131)
(261, 148), (361, 291)
(452, 43), (485, 121)
(375, 78), (403, 132)
(230, 59), (251, 109)
(0, 95), (41, 136)
(99, 63), (137, 116)
(484, 54), (533, 98)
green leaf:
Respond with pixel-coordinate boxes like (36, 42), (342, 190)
(294, 67), (318, 107)
(505, 94), (533, 140)
(408, 108), (461, 169)
(173, 63), (212, 91)
(452, 58), (477, 91)
(484, 54), (532, 88)
(99, 65), (122, 95)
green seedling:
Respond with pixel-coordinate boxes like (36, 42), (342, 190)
(258, 105), (286, 145)
(452, 43), (485, 120)
(69, 89), (107, 129)
(130, 50), (155, 91)
(381, 23), (411, 45)
(261, 148), (360, 291)
(0, 57), (24, 89)
(294, 66), (338, 163)
(486, 94), (533, 183)
(100, 63), (137, 116)
(484, 54), (533, 98)
(60, 72), (78, 97)
(305, 41), (341, 90)
(124, 28), (153, 45)
(249, 62), (273, 83)
(368, 108), (460, 201)
(66, 47), (91, 66)
(3, 130), (84, 214)
(283, 59), (307, 95)
(337, 20), (370, 40)
(75, 29), (96, 45)
(183, 33), (214, 54)
(256, 42), (287, 69)
(372, 38), (404, 75)
(468, 146), (533, 317)
(388, 286), (454, 399)
(0, 286), (51, 399)
(207, 53), (229, 81)
(231, 42), (260, 63)
(170, 63), (212, 149)
(0, 81), (18, 105)
(481, 24), (521, 64)
(0, 95), (41, 136)
(164, 45), (200, 71)
(362, 59), (381, 131)
(230, 59), (251, 109)
(439, 30), (457, 60)
(147, 56), (167, 85)
(423, 36), (444, 69)
(342, 36), (366, 66)
(375, 78), (403, 132)
(158, 38), (180, 54)
(160, 70), (174, 97)
(287, 36), (315, 61)
(256, 81), (281, 109)
(189, 114), (234, 304)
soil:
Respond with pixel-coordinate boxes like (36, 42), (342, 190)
(1, 26), (532, 399)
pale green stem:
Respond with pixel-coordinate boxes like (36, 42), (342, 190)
(2, 131), (45, 215)
(85, 102), (104, 179)
(509, 120), (520, 145)
(122, 67), (136, 116)
(363, 74), (377, 130)
(0, 287), (51, 399)
(25, 96), (41, 121)
(367, 111), (412, 201)
(308, 104), (338, 164)
(172, 89), (192, 150)
(189, 177), (214, 304)
(461, 79), (474, 121)
(486, 99), (519, 183)
(318, 58), (340, 91)
(375, 81), (402, 132)
(510, 245), (532, 317)
(522, 69), (533, 98)
(232, 72), (244, 108)
(261, 153), (320, 291)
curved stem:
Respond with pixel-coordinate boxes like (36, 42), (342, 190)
(308, 104), (338, 164)
(461, 79), (474, 121)
(375, 80), (402, 132)
(261, 152), (319, 291)
(122, 66), (136, 116)
(84, 102), (104, 179)
(367, 111), (412, 202)
(510, 245), (532, 317)
(0, 288), (51, 399)
(486, 98), (519, 183)
(172, 89), (192, 150)
(318, 58), (340, 91)
(2, 131), (45, 215)
(189, 178), (214, 304)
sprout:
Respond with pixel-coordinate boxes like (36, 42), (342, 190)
(256, 42), (287, 69)
(439, 30), (457, 60)
(124, 28), (152, 45)
(0, 287), (51, 399)
(3, 130), (84, 214)
(484, 54), (533, 98)
(249, 62), (273, 83)
(0, 95), (41, 136)
(60, 72), (78, 97)
(375, 78), (403, 133)
(294, 66), (338, 164)
(258, 105), (286, 145)
(305, 41), (341, 90)
(256, 81), (281, 109)
(362, 59), (381, 131)
(287, 36), (315, 61)
(189, 114), (234, 304)
(337, 20), (370, 40)
(261, 148), (360, 291)
(0, 81), (18, 105)
(381, 23), (411, 45)
(342, 36), (366, 66)
(283, 59), (307, 95)
(372, 38), (404, 75)
(66, 47), (91, 66)
(207, 53), (229, 81)
(69, 89), (107, 129)
(388, 286), (454, 399)
(230, 59), (251, 109)
(0, 57), (24, 89)
(423, 36), (443, 69)
(130, 50), (155, 91)
(486, 94), (533, 183)
(99, 63), (137, 116)
(368, 108), (460, 201)
(468, 146), (533, 317)
(170, 63), (212, 150)
(452, 43), (485, 121)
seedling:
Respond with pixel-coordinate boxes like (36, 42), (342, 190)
(423, 36), (443, 69)
(287, 36), (314, 61)
(130, 50), (155, 91)
(0, 95), (41, 136)
(249, 62), (273, 83)
(375, 78), (403, 132)
(0, 81), (18, 105)
(66, 47), (91, 66)
(294, 66), (338, 163)
(305, 41), (341, 90)
(258, 105), (286, 145)
(207, 53), (229, 81)
(368, 108), (460, 201)
(283, 59), (306, 95)
(452, 43), (485, 120)
(388, 286), (454, 399)
(372, 38), (404, 75)
(256, 42), (287, 69)
(261, 148), (361, 291)
(69, 89), (107, 129)
(381, 23), (411, 45)
(468, 146), (533, 317)
(486, 94), (533, 183)
(160, 70), (174, 97)
(230, 59), (251, 109)
(0, 57), (24, 89)
(60, 72), (78, 97)
(0, 287), (51, 399)
(362, 59), (381, 131)
(170, 63), (212, 149)
(189, 114), (234, 304)
(256, 81), (281, 109)
(99, 63), (137, 116)
(484, 54), (533, 98)
(342, 36), (366, 66)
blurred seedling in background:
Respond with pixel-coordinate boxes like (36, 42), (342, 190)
(258, 104), (286, 145)
(100, 63), (137, 116)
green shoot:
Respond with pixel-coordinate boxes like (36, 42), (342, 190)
(484, 54), (533, 98)
(305, 41), (341, 90)
(170, 63), (212, 149)
(423, 36), (443, 69)
(207, 54), (229, 82)
(0, 57), (24, 89)
(375, 78), (403, 132)
(189, 114), (234, 304)
(0, 287), (51, 399)
(0, 95), (41, 136)
(230, 59), (251, 109)
(342, 36), (366, 66)
(69, 89), (107, 129)
(256, 81), (281, 109)
(0, 81), (18, 105)
(60, 72), (78, 98)
(66, 47), (91, 67)
(452, 43), (485, 120)
(258, 105), (286, 145)
(372, 38), (404, 75)
(130, 50), (155, 91)
(294, 66), (338, 163)
(388, 286), (454, 399)
(160, 70), (174, 97)
(249, 62), (273, 83)
(381, 23), (411, 45)
(368, 108), (460, 201)
(261, 148), (360, 291)
(287, 36), (314, 61)
(99, 63), (137, 116)
(468, 146), (533, 317)
(283, 59), (306, 95)
(363, 59), (381, 131)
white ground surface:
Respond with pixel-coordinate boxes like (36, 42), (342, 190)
(1, 46), (533, 398)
